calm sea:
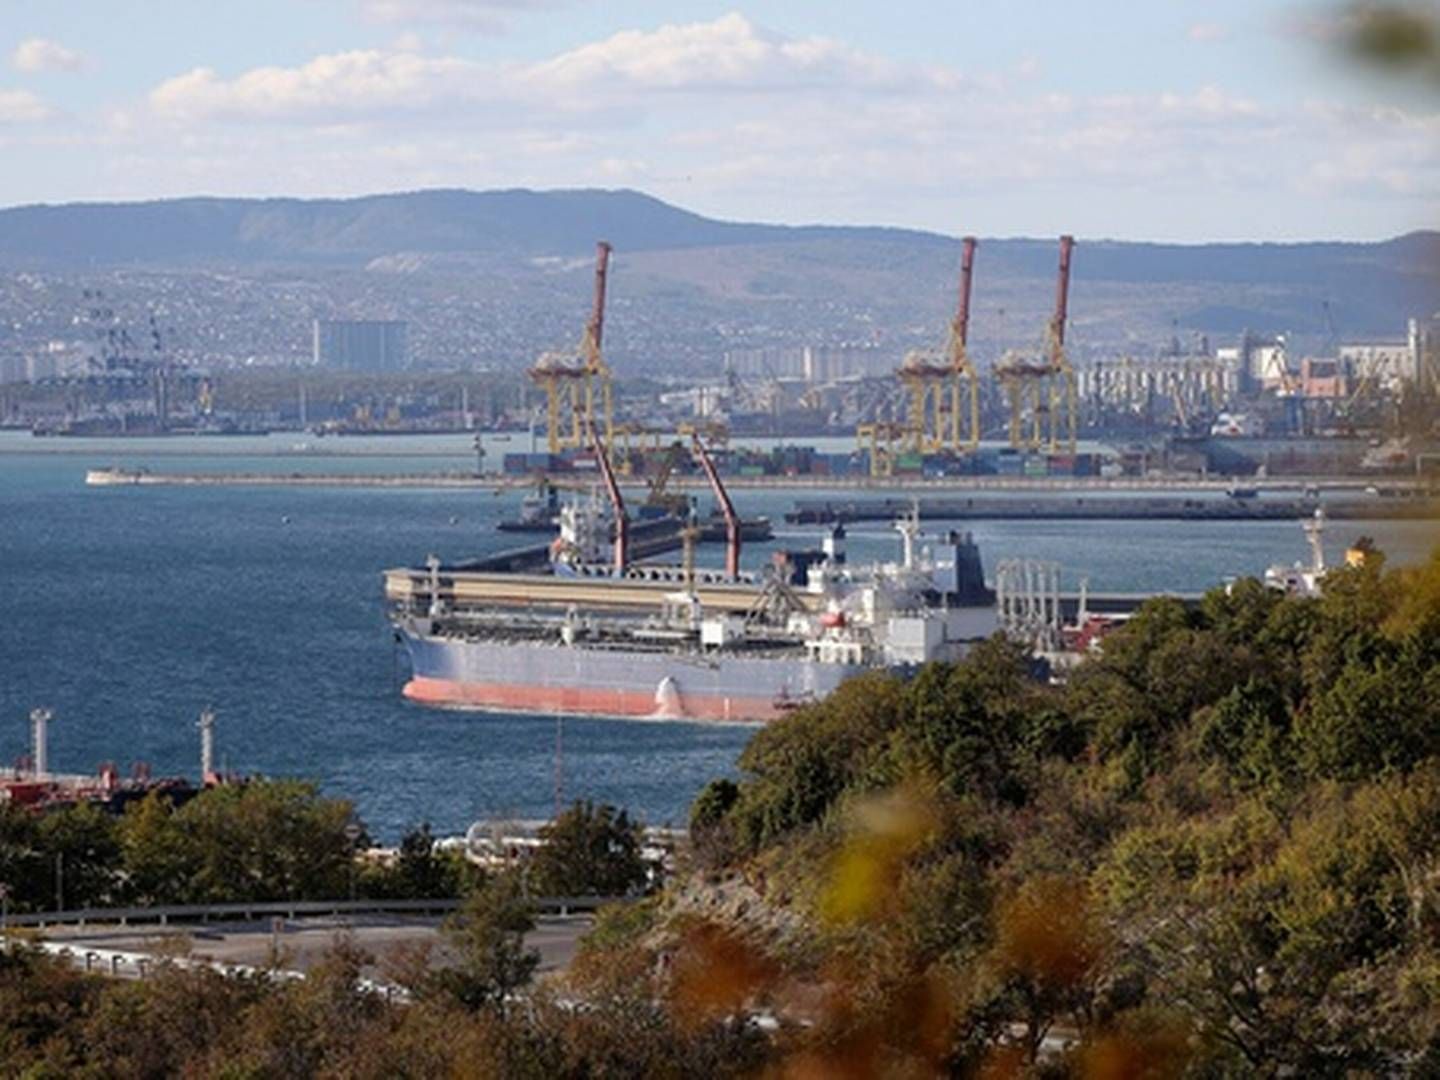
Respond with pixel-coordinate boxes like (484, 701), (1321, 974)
(2, 431), (1435, 839)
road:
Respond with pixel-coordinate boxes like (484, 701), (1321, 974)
(40, 912), (592, 979)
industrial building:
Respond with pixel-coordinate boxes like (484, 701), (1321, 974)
(312, 319), (407, 372)
(723, 344), (891, 382)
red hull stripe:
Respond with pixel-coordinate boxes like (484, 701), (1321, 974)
(403, 676), (782, 723)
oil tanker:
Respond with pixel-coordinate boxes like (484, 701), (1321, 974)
(385, 436), (997, 723)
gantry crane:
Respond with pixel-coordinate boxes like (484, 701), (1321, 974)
(896, 236), (981, 456)
(996, 235), (1077, 452)
(948, 236), (981, 452)
(531, 241), (615, 455)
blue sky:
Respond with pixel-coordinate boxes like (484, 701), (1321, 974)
(1, 1), (1435, 241)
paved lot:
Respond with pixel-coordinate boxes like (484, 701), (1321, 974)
(42, 913), (592, 978)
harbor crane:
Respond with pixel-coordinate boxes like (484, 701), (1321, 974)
(996, 235), (1077, 453)
(691, 433), (741, 580)
(588, 417), (628, 576)
(531, 241), (615, 455)
(897, 236), (981, 456)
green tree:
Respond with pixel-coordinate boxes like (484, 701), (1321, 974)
(0, 803), (45, 913)
(377, 822), (468, 899)
(1193, 677), (1295, 792)
(35, 801), (121, 910)
(530, 801), (648, 897)
(729, 671), (907, 852)
(116, 791), (193, 905)
(429, 876), (540, 1013)
(172, 780), (355, 902)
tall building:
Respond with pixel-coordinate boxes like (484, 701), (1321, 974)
(312, 320), (407, 371)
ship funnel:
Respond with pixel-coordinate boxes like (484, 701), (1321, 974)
(30, 707), (52, 780)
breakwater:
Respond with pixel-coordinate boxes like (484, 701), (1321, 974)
(786, 493), (1440, 524)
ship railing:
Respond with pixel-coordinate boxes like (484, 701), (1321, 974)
(0, 895), (630, 929)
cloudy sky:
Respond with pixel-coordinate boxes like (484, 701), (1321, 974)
(2, 0), (1436, 241)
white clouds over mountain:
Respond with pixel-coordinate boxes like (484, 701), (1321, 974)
(5, 12), (1437, 239)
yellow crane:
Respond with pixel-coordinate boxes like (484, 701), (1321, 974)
(530, 241), (614, 454)
(896, 236), (981, 456)
(996, 235), (1077, 453)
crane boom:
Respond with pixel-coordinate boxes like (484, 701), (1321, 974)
(1051, 234), (1075, 361)
(584, 241), (613, 372)
(589, 420), (627, 575)
(951, 236), (977, 367)
(691, 434), (740, 580)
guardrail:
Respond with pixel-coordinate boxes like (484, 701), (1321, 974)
(0, 895), (624, 929)
(10, 940), (411, 1000)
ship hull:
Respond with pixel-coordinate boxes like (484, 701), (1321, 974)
(397, 625), (868, 723)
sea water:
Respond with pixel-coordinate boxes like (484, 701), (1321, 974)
(2, 432), (1435, 839)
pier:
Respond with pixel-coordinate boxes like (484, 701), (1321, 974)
(85, 466), (1436, 495)
(786, 492), (1440, 524)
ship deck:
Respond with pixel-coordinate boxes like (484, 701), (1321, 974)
(384, 566), (824, 616)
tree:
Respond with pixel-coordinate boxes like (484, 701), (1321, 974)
(0, 803), (45, 913)
(375, 822), (470, 899)
(172, 780), (354, 902)
(35, 801), (121, 910)
(429, 876), (540, 1013)
(530, 801), (648, 897)
(116, 791), (192, 905)
(981, 875), (1110, 1063)
(730, 671), (907, 852)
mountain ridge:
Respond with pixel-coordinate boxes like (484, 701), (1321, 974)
(0, 189), (1434, 363)
(0, 187), (1433, 269)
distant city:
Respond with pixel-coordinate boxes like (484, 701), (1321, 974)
(0, 191), (1436, 470)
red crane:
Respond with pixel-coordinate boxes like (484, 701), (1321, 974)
(583, 240), (612, 372)
(1050, 234), (1075, 365)
(953, 236), (977, 359)
(588, 419), (627, 575)
(691, 434), (740, 580)
(949, 235), (979, 450)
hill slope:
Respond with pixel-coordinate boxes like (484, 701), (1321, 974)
(0, 189), (1435, 367)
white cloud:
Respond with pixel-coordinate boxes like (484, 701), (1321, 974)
(145, 13), (956, 126)
(0, 89), (54, 123)
(1187, 22), (1229, 44)
(357, 0), (568, 31)
(526, 13), (916, 92)
(9, 37), (86, 74)
(149, 49), (492, 122)
(6, 12), (1430, 239)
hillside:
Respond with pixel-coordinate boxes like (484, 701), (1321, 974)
(0, 189), (1435, 369)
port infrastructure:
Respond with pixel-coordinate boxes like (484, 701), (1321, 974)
(896, 235), (981, 459)
(995, 235), (1078, 453)
(530, 241), (614, 455)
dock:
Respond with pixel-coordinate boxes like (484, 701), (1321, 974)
(84, 467), (1437, 496)
(786, 493), (1440, 524)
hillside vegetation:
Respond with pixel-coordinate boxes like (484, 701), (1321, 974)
(660, 542), (1440, 1074)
